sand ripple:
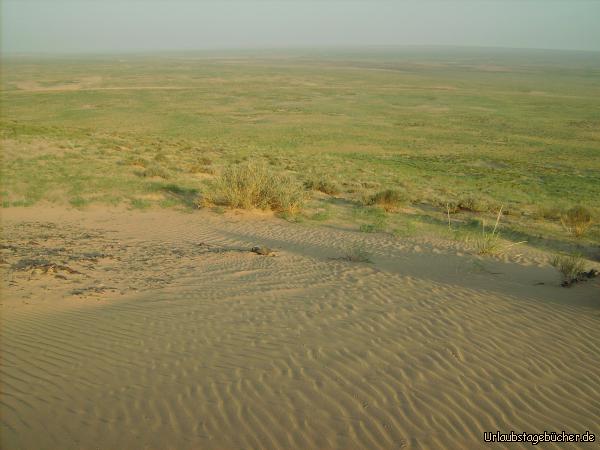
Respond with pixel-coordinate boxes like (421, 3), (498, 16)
(2, 209), (599, 449)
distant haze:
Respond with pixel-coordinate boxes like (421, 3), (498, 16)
(2, 0), (600, 54)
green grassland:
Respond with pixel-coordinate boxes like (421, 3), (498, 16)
(2, 48), (599, 256)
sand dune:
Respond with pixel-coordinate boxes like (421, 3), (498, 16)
(1, 208), (599, 449)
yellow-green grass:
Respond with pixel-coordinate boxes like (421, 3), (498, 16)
(1, 48), (599, 257)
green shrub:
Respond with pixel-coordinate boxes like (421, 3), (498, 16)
(561, 206), (593, 237)
(203, 163), (306, 213)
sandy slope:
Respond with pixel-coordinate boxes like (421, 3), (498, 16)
(1, 207), (599, 450)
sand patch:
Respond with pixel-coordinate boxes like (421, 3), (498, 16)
(1, 207), (599, 449)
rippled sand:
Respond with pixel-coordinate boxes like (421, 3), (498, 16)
(2, 208), (599, 449)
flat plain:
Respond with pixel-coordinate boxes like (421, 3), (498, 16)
(1, 48), (599, 449)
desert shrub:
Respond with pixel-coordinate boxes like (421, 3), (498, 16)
(203, 163), (306, 213)
(367, 189), (406, 211)
(550, 253), (586, 285)
(341, 245), (371, 263)
(305, 178), (340, 195)
(198, 156), (213, 165)
(561, 206), (593, 237)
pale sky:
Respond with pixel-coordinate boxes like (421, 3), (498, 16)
(2, 0), (599, 54)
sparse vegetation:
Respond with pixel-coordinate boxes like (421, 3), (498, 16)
(457, 195), (493, 213)
(340, 245), (371, 263)
(130, 198), (151, 209)
(561, 206), (593, 237)
(141, 164), (170, 179)
(1, 52), (599, 253)
(189, 164), (214, 175)
(550, 253), (587, 286)
(472, 206), (525, 256)
(69, 196), (88, 208)
(366, 189), (406, 211)
(305, 178), (340, 196)
(202, 163), (306, 213)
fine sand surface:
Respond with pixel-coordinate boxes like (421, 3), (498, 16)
(1, 207), (599, 449)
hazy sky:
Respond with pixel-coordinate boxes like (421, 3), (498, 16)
(2, 0), (600, 54)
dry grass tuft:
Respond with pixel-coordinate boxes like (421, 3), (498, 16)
(472, 206), (525, 256)
(550, 253), (587, 286)
(561, 206), (593, 237)
(202, 163), (306, 213)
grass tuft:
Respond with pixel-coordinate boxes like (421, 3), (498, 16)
(550, 253), (587, 286)
(561, 206), (593, 238)
(141, 164), (170, 179)
(202, 162), (306, 214)
(472, 205), (525, 255)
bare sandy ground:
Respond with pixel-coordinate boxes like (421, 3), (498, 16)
(1, 207), (599, 449)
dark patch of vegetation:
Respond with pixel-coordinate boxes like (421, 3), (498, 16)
(367, 189), (406, 211)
